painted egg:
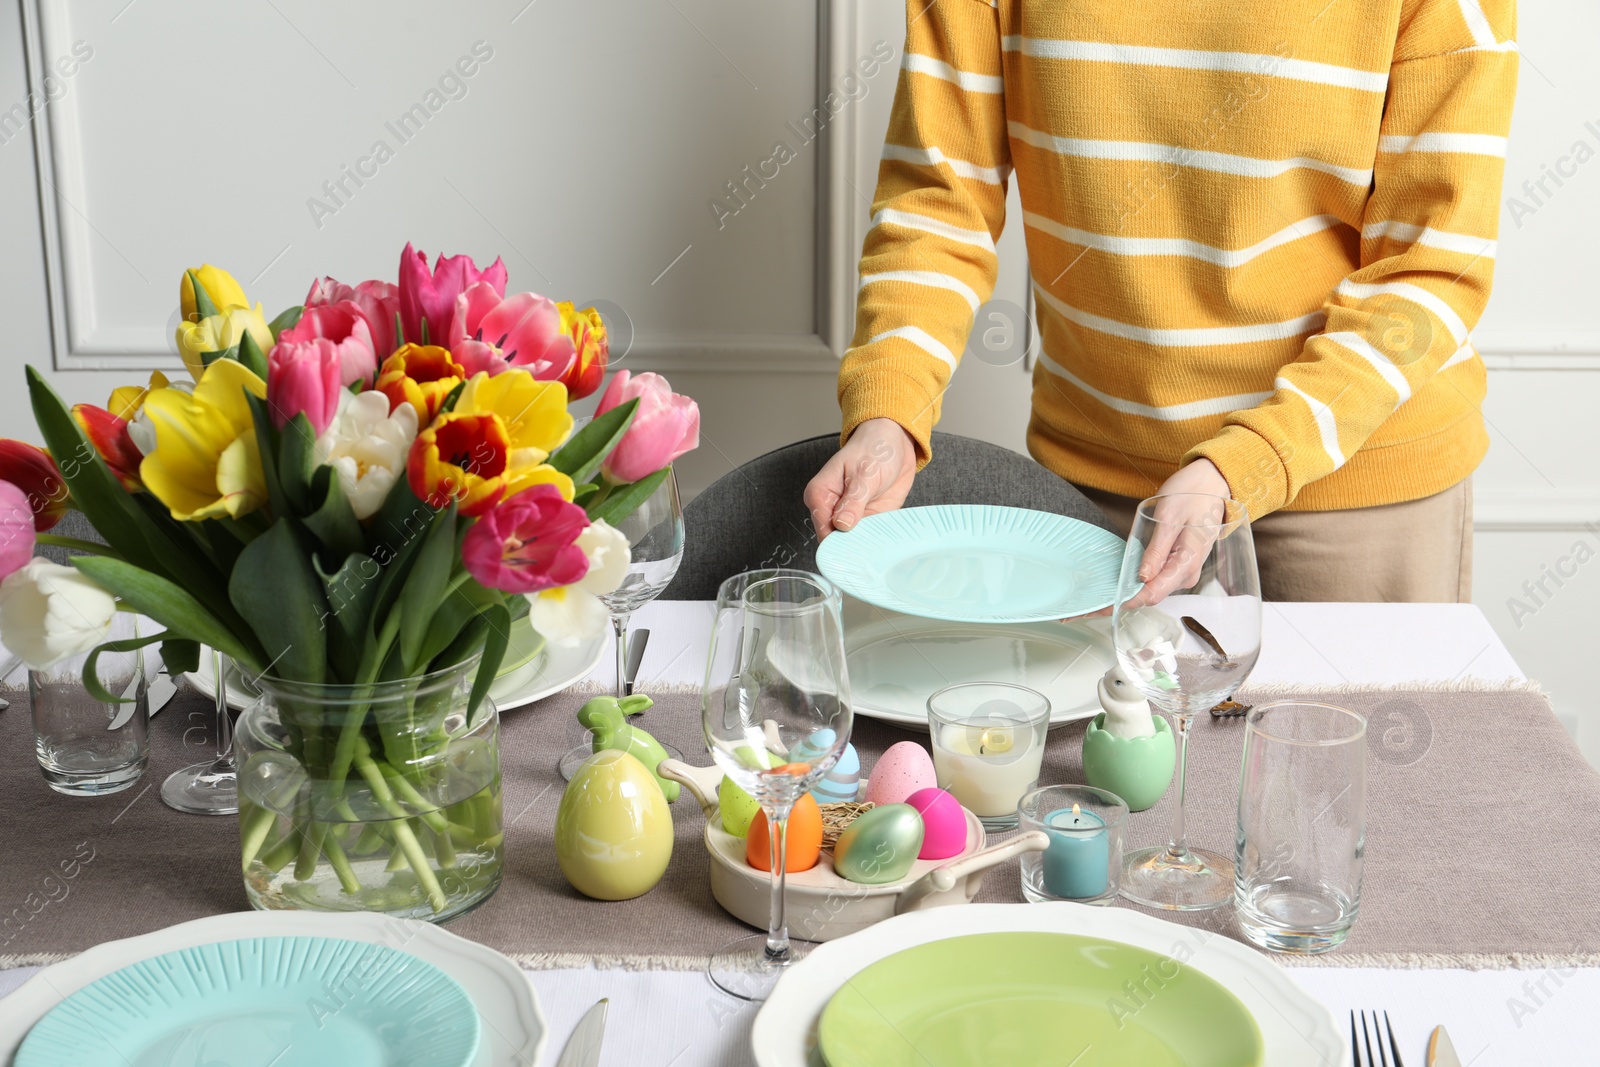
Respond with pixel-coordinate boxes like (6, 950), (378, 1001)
(904, 787), (967, 860)
(864, 741), (937, 806)
(555, 750), (672, 901)
(788, 728), (862, 804)
(746, 793), (823, 872)
(718, 748), (782, 837)
(833, 803), (925, 885)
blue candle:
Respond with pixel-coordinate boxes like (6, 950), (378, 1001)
(1042, 804), (1109, 899)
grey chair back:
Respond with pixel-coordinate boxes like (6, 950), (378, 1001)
(662, 431), (1117, 601)
(37, 510), (106, 566)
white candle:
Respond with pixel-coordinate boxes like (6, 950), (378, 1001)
(932, 721), (1045, 819)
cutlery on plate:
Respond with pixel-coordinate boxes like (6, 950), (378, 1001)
(1427, 1025), (1461, 1067)
(557, 997), (608, 1067)
(1351, 1009), (1404, 1067)
(623, 628), (650, 698)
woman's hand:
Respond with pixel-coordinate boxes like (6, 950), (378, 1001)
(804, 418), (917, 540)
(1122, 459), (1231, 609)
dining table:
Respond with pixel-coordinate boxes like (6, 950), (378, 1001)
(0, 597), (1592, 1067)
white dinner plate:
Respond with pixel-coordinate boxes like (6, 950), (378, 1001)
(838, 598), (1115, 730)
(0, 912), (547, 1067)
(752, 903), (1343, 1067)
(184, 624), (606, 713)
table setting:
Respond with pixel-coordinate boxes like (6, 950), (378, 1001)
(0, 250), (1597, 1067)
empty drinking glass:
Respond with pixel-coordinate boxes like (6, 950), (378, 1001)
(30, 615), (153, 795)
(1235, 700), (1367, 954)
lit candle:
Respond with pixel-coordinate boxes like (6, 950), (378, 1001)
(931, 721), (1044, 821)
(1042, 803), (1109, 899)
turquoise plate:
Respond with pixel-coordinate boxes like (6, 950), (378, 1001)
(17, 936), (481, 1067)
(817, 505), (1126, 624)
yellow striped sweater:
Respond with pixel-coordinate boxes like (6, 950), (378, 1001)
(839, 0), (1518, 517)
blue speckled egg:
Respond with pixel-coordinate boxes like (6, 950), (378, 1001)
(788, 728), (862, 804)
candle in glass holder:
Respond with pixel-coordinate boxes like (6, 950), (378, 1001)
(927, 683), (1050, 831)
(1042, 803), (1109, 899)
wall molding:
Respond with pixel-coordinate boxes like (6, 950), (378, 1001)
(1475, 488), (1600, 532)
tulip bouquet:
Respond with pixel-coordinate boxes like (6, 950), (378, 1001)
(0, 244), (699, 917)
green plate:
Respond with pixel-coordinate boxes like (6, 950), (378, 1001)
(817, 932), (1263, 1067)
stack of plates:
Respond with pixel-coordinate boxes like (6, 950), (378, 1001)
(0, 913), (546, 1067)
(754, 904), (1343, 1066)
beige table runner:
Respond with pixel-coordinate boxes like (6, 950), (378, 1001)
(2, 680), (1595, 970)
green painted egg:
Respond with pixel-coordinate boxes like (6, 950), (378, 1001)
(719, 747), (781, 837)
(833, 803), (925, 885)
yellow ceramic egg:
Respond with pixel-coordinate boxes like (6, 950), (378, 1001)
(555, 750), (674, 901)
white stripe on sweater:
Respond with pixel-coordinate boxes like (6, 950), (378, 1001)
(1456, 0), (1502, 47)
(1336, 280), (1470, 346)
(871, 208), (996, 253)
(1009, 122), (1373, 186)
(1034, 283), (1326, 347)
(857, 326), (958, 372)
(1024, 211), (1347, 266)
(1037, 352), (1272, 420)
(1362, 221), (1497, 259)
(1379, 133), (1508, 157)
(1324, 332), (1413, 403)
(1276, 377), (1347, 470)
(1000, 37), (1388, 93)
(903, 53), (1004, 93)
(860, 271), (981, 312)
(882, 143), (1007, 185)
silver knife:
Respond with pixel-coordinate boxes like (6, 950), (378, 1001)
(557, 998), (608, 1067)
(1428, 1025), (1462, 1067)
(623, 629), (650, 698)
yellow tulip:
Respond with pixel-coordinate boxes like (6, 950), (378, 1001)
(107, 370), (171, 421)
(139, 359), (268, 521)
(175, 305), (274, 380)
(180, 265), (250, 324)
(455, 370), (575, 498)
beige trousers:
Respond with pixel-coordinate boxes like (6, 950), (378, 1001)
(1076, 480), (1473, 603)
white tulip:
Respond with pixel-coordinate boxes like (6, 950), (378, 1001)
(313, 390), (419, 519)
(0, 559), (118, 669)
(527, 520), (631, 648)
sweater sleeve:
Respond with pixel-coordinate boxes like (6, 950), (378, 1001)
(837, 0), (1011, 466)
(1186, 0), (1518, 517)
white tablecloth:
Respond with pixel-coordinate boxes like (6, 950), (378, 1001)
(4, 601), (1582, 1067)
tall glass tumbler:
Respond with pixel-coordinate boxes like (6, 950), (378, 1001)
(30, 615), (152, 795)
(1235, 700), (1367, 954)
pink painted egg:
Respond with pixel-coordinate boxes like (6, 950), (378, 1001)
(904, 787), (966, 860)
(864, 741), (936, 806)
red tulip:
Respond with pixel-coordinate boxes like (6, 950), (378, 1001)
(280, 302), (379, 388)
(71, 405), (143, 490)
(397, 243), (507, 348)
(0, 440), (69, 531)
(460, 483), (590, 594)
(594, 371), (700, 484)
(557, 302), (608, 400)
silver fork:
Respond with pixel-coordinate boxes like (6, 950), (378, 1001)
(1351, 1010), (1405, 1067)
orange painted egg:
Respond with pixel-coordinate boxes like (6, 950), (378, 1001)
(745, 793), (823, 873)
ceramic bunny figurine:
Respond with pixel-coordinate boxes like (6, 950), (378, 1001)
(1081, 665), (1176, 812)
(576, 694), (680, 802)
(1097, 664), (1156, 739)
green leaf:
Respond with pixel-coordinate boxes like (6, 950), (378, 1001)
(393, 310), (405, 349)
(571, 482), (599, 503)
(228, 517), (328, 683)
(277, 413), (319, 515)
(548, 398), (637, 484)
(160, 638), (201, 676)
(364, 477), (434, 561)
(304, 468), (364, 566)
(198, 520), (246, 575)
(187, 270), (219, 320)
(419, 317), (430, 346)
(71, 556), (263, 671)
(82, 631), (170, 704)
(202, 344), (240, 367)
(397, 504), (458, 670)
(588, 466), (670, 526)
(268, 305), (304, 341)
(436, 379), (466, 416)
(237, 329), (269, 380)
(414, 577), (499, 670)
(315, 552), (380, 683)
(245, 393), (289, 520)
(468, 602), (511, 726)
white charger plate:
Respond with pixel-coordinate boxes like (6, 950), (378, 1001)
(184, 626), (606, 714)
(752, 904), (1342, 1067)
(838, 598), (1115, 730)
(0, 912), (546, 1067)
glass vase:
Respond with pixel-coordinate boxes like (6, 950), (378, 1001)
(235, 660), (503, 923)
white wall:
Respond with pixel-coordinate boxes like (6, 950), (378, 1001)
(2, 2), (1596, 759)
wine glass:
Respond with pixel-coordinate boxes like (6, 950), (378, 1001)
(1113, 493), (1260, 910)
(161, 648), (239, 814)
(702, 569), (852, 1001)
(558, 468), (686, 780)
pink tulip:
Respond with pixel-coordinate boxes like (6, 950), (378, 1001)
(447, 283), (576, 380)
(594, 371), (700, 483)
(267, 337), (343, 436)
(461, 483), (591, 594)
(398, 243), (507, 348)
(280, 302), (378, 388)
(0, 481), (35, 580)
(305, 277), (399, 363)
